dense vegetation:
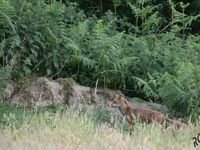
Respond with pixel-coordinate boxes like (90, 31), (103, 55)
(0, 0), (200, 120)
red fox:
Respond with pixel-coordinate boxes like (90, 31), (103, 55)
(110, 94), (183, 130)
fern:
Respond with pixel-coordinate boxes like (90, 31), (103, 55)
(114, 57), (139, 70)
(1, 0), (200, 121)
(159, 0), (200, 33)
(132, 76), (157, 98)
(157, 63), (200, 119)
(0, 0), (16, 33)
(127, 0), (160, 33)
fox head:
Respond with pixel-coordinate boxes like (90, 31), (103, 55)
(110, 94), (129, 108)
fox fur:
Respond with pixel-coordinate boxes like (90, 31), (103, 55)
(110, 94), (184, 129)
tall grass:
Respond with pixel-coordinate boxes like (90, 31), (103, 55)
(0, 103), (199, 150)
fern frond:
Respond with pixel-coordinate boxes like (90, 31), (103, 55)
(75, 55), (96, 68)
(132, 76), (157, 97)
(114, 56), (139, 70)
(0, 0), (16, 33)
(71, 20), (89, 38)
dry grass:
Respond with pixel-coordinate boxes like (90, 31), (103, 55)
(0, 107), (199, 150)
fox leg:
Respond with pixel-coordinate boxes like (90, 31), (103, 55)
(125, 115), (134, 135)
(159, 124), (165, 132)
(129, 125), (135, 135)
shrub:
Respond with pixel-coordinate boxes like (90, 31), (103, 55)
(1, 0), (200, 120)
(157, 63), (200, 120)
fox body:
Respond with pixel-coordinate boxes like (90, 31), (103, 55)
(110, 94), (180, 127)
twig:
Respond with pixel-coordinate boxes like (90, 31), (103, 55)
(94, 79), (98, 94)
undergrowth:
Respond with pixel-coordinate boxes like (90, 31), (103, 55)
(1, 0), (200, 120)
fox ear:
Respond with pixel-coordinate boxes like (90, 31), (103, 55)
(118, 94), (122, 99)
(124, 99), (128, 105)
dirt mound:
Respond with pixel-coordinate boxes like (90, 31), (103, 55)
(4, 77), (65, 106)
(3, 77), (116, 107)
(3, 77), (170, 126)
(3, 77), (168, 114)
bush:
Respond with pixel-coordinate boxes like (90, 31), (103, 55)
(1, 0), (200, 120)
(157, 63), (200, 120)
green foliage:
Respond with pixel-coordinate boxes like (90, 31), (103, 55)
(92, 104), (111, 124)
(0, 66), (11, 97)
(157, 63), (200, 120)
(0, 0), (16, 33)
(127, 0), (161, 34)
(0, 102), (67, 128)
(0, 102), (30, 127)
(132, 76), (157, 98)
(1, 0), (200, 120)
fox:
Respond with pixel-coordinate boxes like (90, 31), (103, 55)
(109, 94), (184, 132)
